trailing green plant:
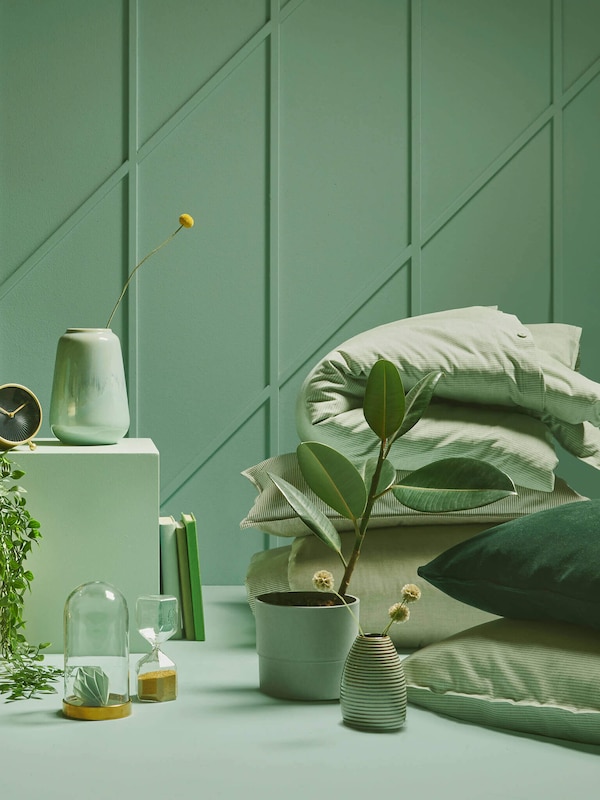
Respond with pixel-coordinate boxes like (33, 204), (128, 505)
(269, 360), (517, 597)
(0, 453), (62, 701)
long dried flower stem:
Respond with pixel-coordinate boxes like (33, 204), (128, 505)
(106, 213), (194, 328)
(312, 570), (363, 635)
(381, 603), (408, 636)
(334, 590), (363, 636)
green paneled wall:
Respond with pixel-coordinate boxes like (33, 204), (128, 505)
(1, 0), (599, 584)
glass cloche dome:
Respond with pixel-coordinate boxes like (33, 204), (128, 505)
(63, 581), (131, 720)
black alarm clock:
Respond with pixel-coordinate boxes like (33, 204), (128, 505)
(0, 384), (43, 450)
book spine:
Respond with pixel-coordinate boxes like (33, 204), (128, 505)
(182, 512), (205, 641)
(159, 516), (182, 639)
(175, 519), (194, 640)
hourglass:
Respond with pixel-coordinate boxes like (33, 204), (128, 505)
(136, 594), (178, 702)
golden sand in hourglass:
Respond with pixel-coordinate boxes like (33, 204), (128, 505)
(137, 668), (177, 702)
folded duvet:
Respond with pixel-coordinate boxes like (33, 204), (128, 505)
(296, 306), (600, 491)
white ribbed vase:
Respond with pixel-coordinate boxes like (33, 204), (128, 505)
(340, 634), (407, 732)
(50, 328), (130, 445)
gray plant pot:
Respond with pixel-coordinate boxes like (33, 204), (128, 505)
(255, 591), (359, 701)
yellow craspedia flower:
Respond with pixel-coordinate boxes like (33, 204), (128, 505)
(179, 213), (194, 228)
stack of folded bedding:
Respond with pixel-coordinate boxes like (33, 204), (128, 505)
(241, 454), (587, 647)
(241, 306), (600, 650)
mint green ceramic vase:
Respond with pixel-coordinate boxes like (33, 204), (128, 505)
(340, 634), (407, 731)
(50, 328), (130, 445)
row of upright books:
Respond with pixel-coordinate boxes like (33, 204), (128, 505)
(159, 513), (205, 640)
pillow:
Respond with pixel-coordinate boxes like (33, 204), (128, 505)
(403, 618), (600, 745)
(297, 306), (600, 429)
(544, 417), (600, 472)
(418, 499), (600, 630)
(288, 523), (500, 647)
(297, 399), (558, 491)
(296, 307), (600, 471)
(245, 524), (501, 648)
(240, 452), (587, 537)
(526, 322), (581, 371)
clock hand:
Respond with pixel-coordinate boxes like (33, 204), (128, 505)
(0, 402), (28, 419)
(9, 402), (28, 417)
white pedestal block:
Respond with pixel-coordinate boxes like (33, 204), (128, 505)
(9, 438), (160, 652)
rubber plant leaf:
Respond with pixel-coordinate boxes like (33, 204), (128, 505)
(393, 371), (443, 441)
(72, 666), (110, 707)
(297, 441), (367, 521)
(392, 457), (516, 513)
(267, 472), (342, 556)
(363, 359), (406, 442)
(362, 457), (397, 496)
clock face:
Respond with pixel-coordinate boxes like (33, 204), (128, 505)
(0, 384), (43, 448)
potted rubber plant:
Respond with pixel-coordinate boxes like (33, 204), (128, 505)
(254, 360), (516, 701)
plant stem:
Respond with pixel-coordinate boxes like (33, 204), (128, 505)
(337, 439), (387, 596)
(338, 533), (362, 597)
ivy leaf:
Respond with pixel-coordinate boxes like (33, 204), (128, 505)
(0, 452), (59, 701)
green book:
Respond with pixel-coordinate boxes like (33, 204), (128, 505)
(175, 518), (195, 640)
(181, 512), (205, 641)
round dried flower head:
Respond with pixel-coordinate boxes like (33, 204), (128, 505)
(179, 213), (194, 228)
(401, 583), (421, 603)
(388, 602), (410, 624)
(312, 570), (335, 592)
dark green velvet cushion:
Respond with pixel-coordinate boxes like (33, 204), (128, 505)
(417, 499), (600, 629)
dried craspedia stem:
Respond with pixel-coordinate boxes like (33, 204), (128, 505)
(106, 213), (195, 328)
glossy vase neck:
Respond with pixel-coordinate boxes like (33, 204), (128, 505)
(66, 327), (112, 333)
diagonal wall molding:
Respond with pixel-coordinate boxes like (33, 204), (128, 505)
(2, 0), (599, 580)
